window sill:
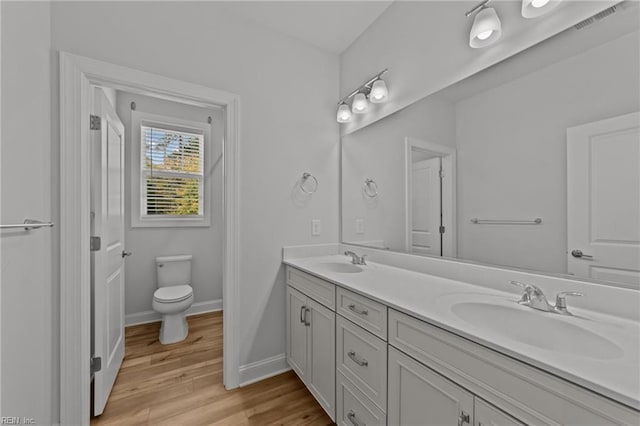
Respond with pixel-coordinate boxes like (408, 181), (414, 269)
(131, 216), (211, 228)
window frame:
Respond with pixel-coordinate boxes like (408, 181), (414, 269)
(131, 111), (212, 228)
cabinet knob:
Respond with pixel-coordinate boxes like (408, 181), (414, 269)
(347, 410), (366, 426)
(458, 411), (470, 426)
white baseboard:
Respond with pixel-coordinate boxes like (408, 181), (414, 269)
(239, 353), (291, 387)
(124, 299), (222, 327)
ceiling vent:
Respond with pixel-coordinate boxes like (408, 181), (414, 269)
(574, 5), (617, 30)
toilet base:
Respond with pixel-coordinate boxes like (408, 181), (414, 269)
(159, 313), (189, 344)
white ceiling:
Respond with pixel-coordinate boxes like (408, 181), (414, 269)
(218, 1), (394, 54)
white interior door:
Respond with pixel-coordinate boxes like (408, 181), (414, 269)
(567, 112), (640, 288)
(411, 157), (442, 256)
(91, 87), (126, 415)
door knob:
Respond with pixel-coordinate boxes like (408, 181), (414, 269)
(571, 249), (593, 259)
(122, 250), (132, 258)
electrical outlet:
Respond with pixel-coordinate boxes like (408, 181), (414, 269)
(311, 219), (321, 236)
(356, 219), (365, 235)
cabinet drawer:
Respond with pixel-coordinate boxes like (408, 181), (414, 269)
(336, 315), (387, 411)
(336, 371), (386, 426)
(286, 266), (335, 310)
(388, 308), (639, 426)
(337, 288), (387, 340)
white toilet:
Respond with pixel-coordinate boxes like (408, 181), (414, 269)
(153, 255), (194, 344)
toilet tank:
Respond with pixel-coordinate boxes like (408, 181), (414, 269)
(156, 255), (192, 287)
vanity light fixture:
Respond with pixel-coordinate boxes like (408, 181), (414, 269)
(337, 102), (352, 123)
(466, 0), (502, 49)
(336, 69), (388, 123)
(521, 0), (561, 19)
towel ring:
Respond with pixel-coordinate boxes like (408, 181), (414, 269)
(299, 172), (318, 195)
(363, 178), (379, 198)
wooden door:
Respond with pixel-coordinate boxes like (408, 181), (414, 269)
(306, 298), (336, 421)
(92, 88), (126, 415)
(567, 112), (640, 288)
(411, 157), (442, 256)
(286, 285), (308, 380)
(388, 347), (474, 426)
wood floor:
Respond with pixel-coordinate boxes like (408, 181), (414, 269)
(91, 312), (333, 426)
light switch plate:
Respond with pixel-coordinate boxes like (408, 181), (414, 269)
(311, 219), (321, 236)
(356, 219), (365, 235)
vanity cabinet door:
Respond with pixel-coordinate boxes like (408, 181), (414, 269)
(306, 297), (336, 420)
(286, 286), (308, 380)
(388, 346), (474, 426)
(475, 399), (524, 426)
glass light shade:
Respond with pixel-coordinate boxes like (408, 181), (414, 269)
(369, 79), (388, 103)
(521, 0), (560, 18)
(351, 93), (369, 114)
(336, 103), (352, 123)
(469, 7), (502, 49)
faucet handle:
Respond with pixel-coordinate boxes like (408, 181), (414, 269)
(360, 255), (367, 265)
(555, 291), (584, 311)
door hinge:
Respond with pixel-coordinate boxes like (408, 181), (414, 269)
(90, 114), (101, 130)
(439, 225), (446, 234)
(439, 169), (444, 179)
(91, 356), (102, 374)
(90, 236), (101, 251)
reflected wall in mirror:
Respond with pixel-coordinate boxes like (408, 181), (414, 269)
(341, 3), (640, 288)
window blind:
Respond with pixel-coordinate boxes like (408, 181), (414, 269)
(141, 124), (204, 217)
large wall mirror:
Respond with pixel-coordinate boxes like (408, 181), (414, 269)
(341, 2), (640, 289)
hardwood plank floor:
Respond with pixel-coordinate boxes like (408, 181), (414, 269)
(92, 312), (333, 426)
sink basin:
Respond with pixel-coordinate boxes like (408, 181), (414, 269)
(316, 262), (363, 274)
(451, 302), (623, 360)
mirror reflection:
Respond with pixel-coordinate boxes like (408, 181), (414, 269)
(341, 5), (640, 288)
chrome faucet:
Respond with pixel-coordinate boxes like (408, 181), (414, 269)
(344, 251), (367, 265)
(510, 281), (584, 315)
(511, 281), (555, 312)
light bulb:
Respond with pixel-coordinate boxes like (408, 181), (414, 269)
(469, 7), (502, 48)
(522, 0), (560, 18)
(369, 79), (388, 103)
(336, 103), (352, 123)
(476, 30), (493, 40)
(351, 93), (369, 114)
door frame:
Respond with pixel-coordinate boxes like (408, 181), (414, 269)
(59, 52), (241, 424)
(404, 137), (457, 258)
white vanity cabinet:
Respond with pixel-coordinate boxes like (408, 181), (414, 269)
(388, 346), (474, 426)
(284, 264), (639, 426)
(286, 272), (336, 421)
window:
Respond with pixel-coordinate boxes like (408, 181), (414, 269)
(131, 112), (211, 227)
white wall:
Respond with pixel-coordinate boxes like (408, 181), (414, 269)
(339, 0), (619, 135)
(0, 1), (54, 424)
(342, 95), (455, 250)
(115, 92), (224, 319)
(455, 31), (640, 273)
(50, 0), (339, 386)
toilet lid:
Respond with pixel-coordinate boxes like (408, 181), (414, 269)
(154, 285), (193, 303)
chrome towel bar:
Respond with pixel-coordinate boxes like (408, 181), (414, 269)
(0, 219), (55, 231)
(470, 218), (542, 225)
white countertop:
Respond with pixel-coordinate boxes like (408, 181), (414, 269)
(283, 255), (640, 411)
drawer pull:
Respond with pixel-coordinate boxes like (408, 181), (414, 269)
(458, 411), (470, 426)
(304, 307), (311, 326)
(348, 303), (369, 316)
(347, 350), (369, 367)
(347, 410), (366, 426)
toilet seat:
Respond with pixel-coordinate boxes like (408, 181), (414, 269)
(153, 285), (193, 303)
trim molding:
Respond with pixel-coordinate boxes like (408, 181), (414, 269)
(59, 52), (241, 424)
(124, 299), (222, 327)
(238, 353), (291, 387)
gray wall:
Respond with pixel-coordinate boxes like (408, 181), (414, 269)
(1, 2), (54, 423)
(115, 92), (224, 319)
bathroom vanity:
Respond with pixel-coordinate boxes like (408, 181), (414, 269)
(283, 253), (639, 426)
